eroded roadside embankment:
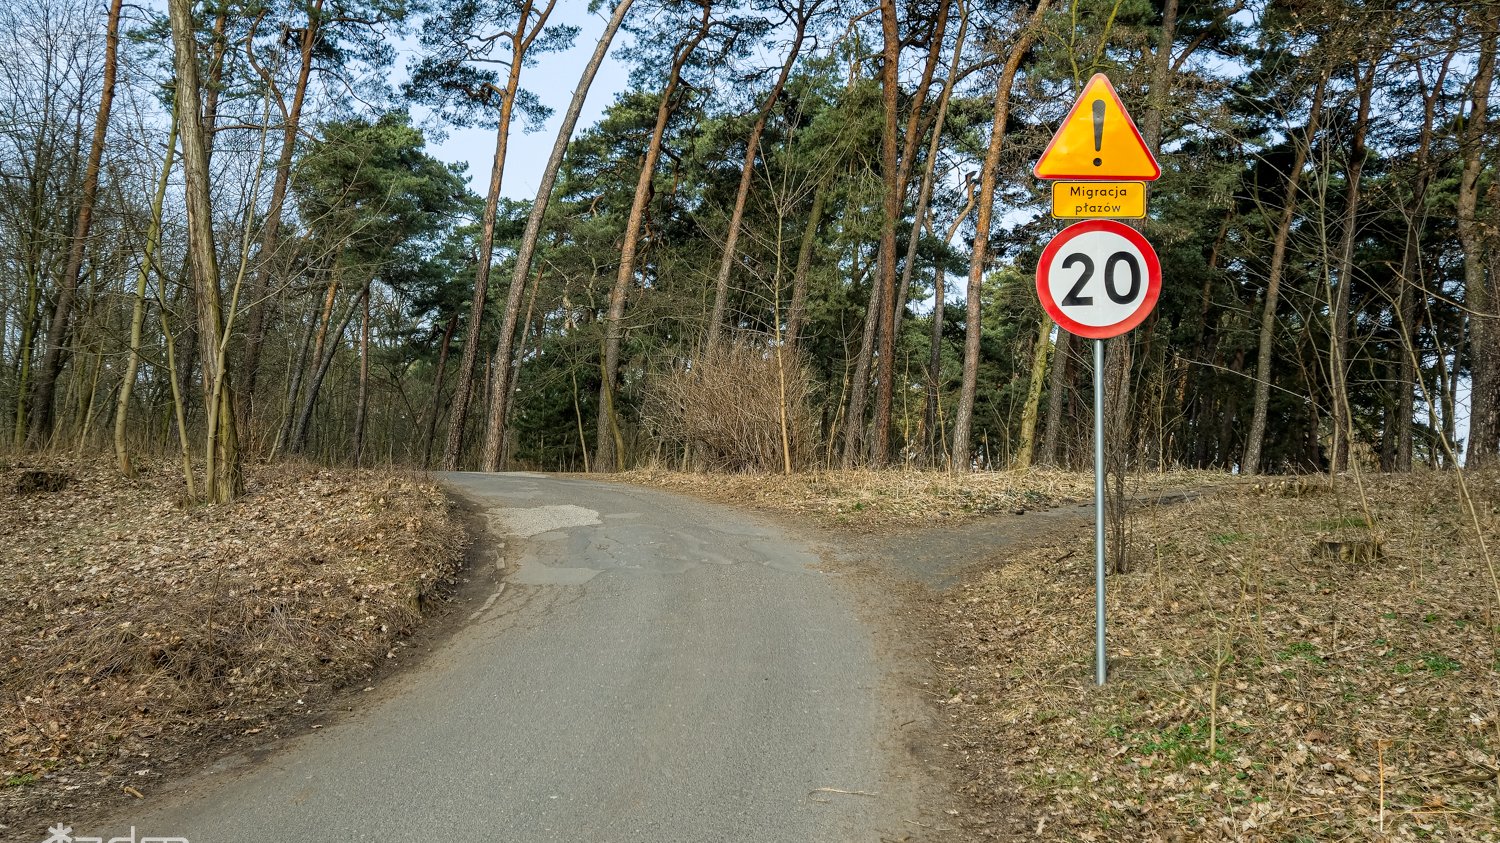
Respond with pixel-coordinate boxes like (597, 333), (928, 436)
(0, 456), (465, 832)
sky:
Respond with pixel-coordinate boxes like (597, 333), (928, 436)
(402, 3), (633, 202)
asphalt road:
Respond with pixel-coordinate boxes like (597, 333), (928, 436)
(96, 472), (914, 842)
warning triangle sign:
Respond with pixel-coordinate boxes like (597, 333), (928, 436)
(1034, 74), (1160, 181)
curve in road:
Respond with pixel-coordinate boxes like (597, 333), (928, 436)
(95, 473), (923, 842)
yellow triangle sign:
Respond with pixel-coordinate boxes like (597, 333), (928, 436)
(1034, 74), (1160, 182)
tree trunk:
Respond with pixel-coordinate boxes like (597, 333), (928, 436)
(276, 272), (335, 454)
(784, 176), (828, 351)
(1174, 211), (1230, 465)
(442, 0), (549, 471)
(353, 286), (371, 466)
(499, 263), (545, 467)
(596, 2), (711, 472)
(291, 278), (371, 454)
(481, 0), (633, 471)
(842, 250), (879, 467)
(155, 277), (196, 500)
(871, 0), (956, 465)
(867, 0), (910, 467)
(1444, 319), (1461, 458)
(239, 0), (325, 425)
(80, 353), (109, 454)
(1459, 12), (1498, 468)
(950, 0), (1051, 469)
(1328, 59), (1376, 472)
(1243, 68), (1329, 475)
(705, 6), (812, 349)
(924, 258), (946, 464)
(420, 312), (459, 468)
(1039, 329), (1071, 466)
(200, 0), (231, 145)
(9, 76), (73, 448)
(114, 113), (177, 476)
(26, 0), (124, 448)
(167, 0), (242, 502)
(1393, 61), (1441, 473)
(173, 255), (201, 439)
(925, 175), (977, 465)
(11, 264), (41, 448)
(1015, 316), (1052, 468)
(893, 0), (967, 348)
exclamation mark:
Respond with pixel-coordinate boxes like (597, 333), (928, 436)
(1092, 100), (1105, 167)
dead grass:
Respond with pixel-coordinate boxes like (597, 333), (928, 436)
(615, 466), (1234, 530)
(0, 455), (465, 829)
(937, 471), (1500, 841)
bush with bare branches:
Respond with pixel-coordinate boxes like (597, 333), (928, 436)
(641, 338), (819, 472)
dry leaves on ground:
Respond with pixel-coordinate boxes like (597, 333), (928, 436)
(615, 467), (1231, 530)
(0, 456), (465, 830)
(937, 471), (1500, 841)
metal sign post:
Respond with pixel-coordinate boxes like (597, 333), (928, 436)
(1093, 339), (1107, 685)
(1034, 74), (1162, 687)
(1034, 220), (1160, 687)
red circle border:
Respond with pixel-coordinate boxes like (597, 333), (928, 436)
(1035, 219), (1161, 339)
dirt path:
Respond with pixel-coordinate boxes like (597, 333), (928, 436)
(826, 502), (1095, 589)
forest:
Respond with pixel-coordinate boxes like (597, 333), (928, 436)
(1, 0), (1496, 502)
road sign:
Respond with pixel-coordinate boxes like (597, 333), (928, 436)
(1051, 181), (1146, 219)
(1034, 74), (1160, 182)
(1036, 220), (1161, 340)
(1032, 74), (1162, 688)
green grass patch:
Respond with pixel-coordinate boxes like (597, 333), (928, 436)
(1115, 719), (1235, 767)
(1210, 531), (1249, 545)
(1395, 653), (1461, 676)
(1421, 653), (1461, 675)
(3, 773), (38, 788)
(1277, 641), (1324, 664)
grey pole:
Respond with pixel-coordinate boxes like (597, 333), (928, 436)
(1094, 338), (1107, 686)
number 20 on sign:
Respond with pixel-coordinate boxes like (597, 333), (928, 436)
(1036, 219), (1160, 340)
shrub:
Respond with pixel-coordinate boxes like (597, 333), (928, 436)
(640, 337), (819, 472)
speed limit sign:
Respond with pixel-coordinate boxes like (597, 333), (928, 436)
(1036, 219), (1161, 339)
(1033, 78), (1162, 688)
